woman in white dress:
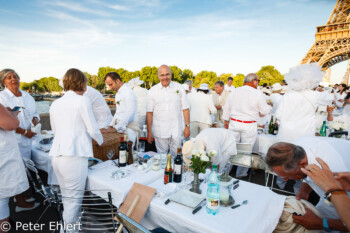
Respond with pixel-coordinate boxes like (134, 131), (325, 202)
(49, 68), (103, 231)
(334, 84), (347, 113)
(0, 104), (29, 232)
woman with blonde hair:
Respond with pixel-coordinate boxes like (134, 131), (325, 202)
(50, 68), (103, 231)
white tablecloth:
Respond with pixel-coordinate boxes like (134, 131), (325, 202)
(31, 141), (58, 185)
(86, 161), (164, 207)
(87, 163), (286, 233)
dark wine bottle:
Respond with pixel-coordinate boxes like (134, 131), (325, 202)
(268, 115), (274, 134)
(273, 119), (279, 135)
(118, 135), (127, 167)
(173, 148), (183, 183)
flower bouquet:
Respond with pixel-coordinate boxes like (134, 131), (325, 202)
(189, 150), (216, 194)
(329, 120), (348, 131)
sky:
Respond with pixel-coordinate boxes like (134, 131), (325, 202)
(0, 0), (346, 84)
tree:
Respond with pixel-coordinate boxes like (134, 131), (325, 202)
(181, 69), (194, 82)
(193, 71), (218, 89)
(169, 66), (183, 83)
(232, 73), (245, 87)
(139, 66), (159, 89)
(256, 66), (284, 86)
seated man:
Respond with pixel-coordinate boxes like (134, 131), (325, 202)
(182, 128), (237, 172)
(265, 136), (350, 231)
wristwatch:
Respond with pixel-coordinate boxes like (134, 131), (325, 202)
(185, 124), (190, 127)
(323, 218), (332, 232)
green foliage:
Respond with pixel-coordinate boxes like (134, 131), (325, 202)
(189, 152), (213, 174)
(182, 69), (194, 81)
(20, 77), (62, 93)
(139, 66), (159, 89)
(193, 71), (218, 89)
(256, 66), (284, 86)
(232, 73), (245, 87)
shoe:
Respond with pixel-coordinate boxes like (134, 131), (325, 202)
(15, 202), (40, 213)
(14, 197), (36, 203)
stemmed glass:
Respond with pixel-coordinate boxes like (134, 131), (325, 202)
(182, 164), (192, 189)
(107, 150), (118, 167)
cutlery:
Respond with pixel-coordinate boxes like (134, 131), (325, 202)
(233, 183), (239, 190)
(233, 179), (239, 185)
(231, 200), (248, 209)
(192, 199), (206, 214)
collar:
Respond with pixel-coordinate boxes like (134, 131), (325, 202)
(4, 87), (23, 98)
(161, 81), (174, 89)
(244, 82), (257, 89)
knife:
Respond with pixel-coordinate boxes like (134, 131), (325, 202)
(192, 199), (206, 214)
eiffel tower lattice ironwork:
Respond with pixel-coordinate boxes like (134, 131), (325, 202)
(342, 59), (350, 85)
(301, 0), (350, 75)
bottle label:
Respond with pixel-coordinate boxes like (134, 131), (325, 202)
(174, 164), (182, 175)
(119, 151), (126, 163)
(206, 197), (219, 210)
(164, 174), (169, 184)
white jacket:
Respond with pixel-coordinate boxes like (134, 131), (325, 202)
(188, 91), (217, 125)
(49, 91), (103, 157)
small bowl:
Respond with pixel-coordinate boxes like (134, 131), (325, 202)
(40, 136), (53, 144)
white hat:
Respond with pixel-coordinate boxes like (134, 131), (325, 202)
(272, 83), (282, 91)
(280, 85), (289, 94)
(182, 83), (189, 91)
(198, 83), (209, 90)
(182, 139), (205, 165)
(127, 77), (144, 89)
(261, 87), (271, 95)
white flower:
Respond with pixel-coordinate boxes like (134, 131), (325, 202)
(200, 154), (209, 162)
(209, 150), (217, 157)
(198, 150), (206, 156)
(192, 150), (200, 157)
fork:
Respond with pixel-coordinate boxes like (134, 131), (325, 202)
(231, 200), (248, 209)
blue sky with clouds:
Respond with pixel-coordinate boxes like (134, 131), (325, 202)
(0, 0), (345, 84)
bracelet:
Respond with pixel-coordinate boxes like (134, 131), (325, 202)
(23, 129), (28, 135)
(323, 218), (332, 232)
(325, 188), (346, 202)
(325, 188), (345, 197)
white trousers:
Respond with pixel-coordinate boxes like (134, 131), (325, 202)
(52, 156), (88, 232)
(229, 121), (257, 177)
(190, 122), (210, 138)
(155, 137), (181, 157)
(0, 197), (9, 220)
(19, 144), (32, 160)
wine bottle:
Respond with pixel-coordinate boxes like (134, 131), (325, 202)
(173, 148), (183, 183)
(119, 135), (127, 167)
(320, 121), (326, 136)
(268, 115), (274, 134)
(273, 119), (279, 135)
(164, 154), (173, 184)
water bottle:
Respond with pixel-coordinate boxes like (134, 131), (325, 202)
(263, 121), (269, 134)
(206, 164), (220, 215)
(141, 125), (147, 138)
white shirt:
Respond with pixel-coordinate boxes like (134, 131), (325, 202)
(224, 84), (235, 93)
(110, 84), (138, 133)
(132, 86), (148, 118)
(275, 90), (334, 143)
(196, 128), (237, 172)
(268, 93), (283, 114)
(0, 88), (39, 147)
(84, 86), (113, 129)
(188, 91), (217, 125)
(147, 81), (189, 138)
(223, 85), (272, 122)
(334, 92), (346, 108)
(293, 136), (350, 210)
(49, 91), (103, 157)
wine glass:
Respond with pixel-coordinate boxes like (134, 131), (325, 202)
(107, 150), (117, 166)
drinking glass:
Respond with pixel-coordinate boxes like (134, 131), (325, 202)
(160, 153), (167, 169)
(107, 150), (117, 166)
(139, 141), (145, 152)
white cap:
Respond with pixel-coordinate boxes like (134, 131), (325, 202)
(198, 83), (209, 90)
(280, 85), (289, 94)
(182, 83), (189, 91)
(272, 83), (282, 91)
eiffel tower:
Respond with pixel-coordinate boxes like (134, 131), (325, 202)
(301, 0), (350, 83)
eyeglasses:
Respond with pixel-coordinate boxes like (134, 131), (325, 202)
(159, 73), (171, 78)
(254, 79), (260, 83)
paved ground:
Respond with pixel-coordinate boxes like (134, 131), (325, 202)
(8, 167), (320, 233)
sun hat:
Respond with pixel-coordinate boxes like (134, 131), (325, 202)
(272, 83), (282, 91)
(198, 83), (209, 90)
(182, 139), (205, 165)
(182, 83), (189, 91)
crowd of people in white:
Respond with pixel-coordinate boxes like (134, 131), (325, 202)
(0, 63), (350, 232)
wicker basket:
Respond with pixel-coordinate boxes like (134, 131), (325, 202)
(92, 132), (124, 161)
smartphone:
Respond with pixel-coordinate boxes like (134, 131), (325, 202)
(11, 106), (21, 111)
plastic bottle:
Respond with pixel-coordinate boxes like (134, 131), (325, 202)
(263, 121), (269, 134)
(142, 125), (147, 138)
(320, 121), (326, 136)
(206, 164), (220, 215)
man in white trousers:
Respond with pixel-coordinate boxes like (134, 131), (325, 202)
(146, 65), (190, 157)
(223, 73), (272, 177)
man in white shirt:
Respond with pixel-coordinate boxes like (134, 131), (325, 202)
(224, 77), (235, 93)
(146, 65), (190, 157)
(104, 72), (139, 144)
(84, 86), (113, 129)
(188, 83), (217, 137)
(128, 77), (148, 129)
(184, 80), (196, 93)
(269, 83), (283, 114)
(265, 137), (350, 232)
(212, 81), (230, 126)
(223, 73), (272, 177)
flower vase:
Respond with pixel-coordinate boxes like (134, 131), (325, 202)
(190, 172), (201, 194)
